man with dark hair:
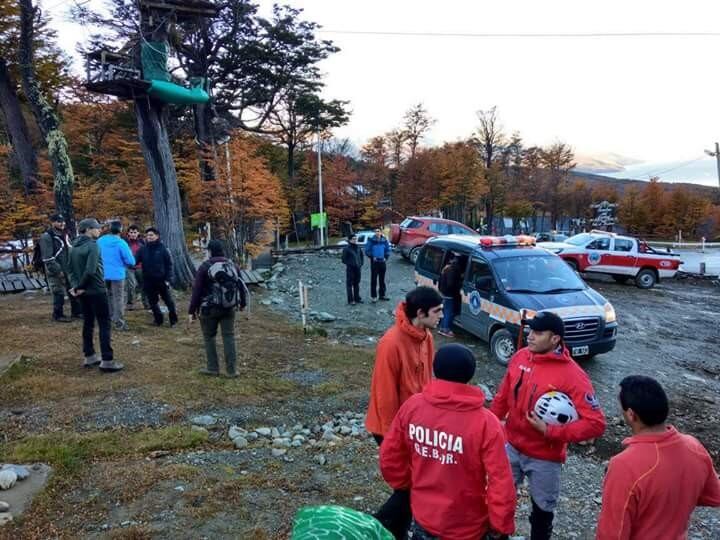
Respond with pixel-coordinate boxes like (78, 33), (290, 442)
(188, 240), (246, 377)
(124, 225), (148, 311)
(341, 234), (364, 305)
(136, 227), (178, 327)
(491, 311), (606, 540)
(98, 220), (135, 330)
(365, 228), (391, 302)
(68, 218), (123, 373)
(39, 213), (81, 322)
(380, 344), (516, 540)
(597, 375), (720, 539)
(437, 254), (463, 338)
(366, 285), (443, 538)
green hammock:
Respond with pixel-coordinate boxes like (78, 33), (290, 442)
(140, 42), (209, 105)
(291, 505), (393, 540)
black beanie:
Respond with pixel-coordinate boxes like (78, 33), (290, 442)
(433, 344), (476, 384)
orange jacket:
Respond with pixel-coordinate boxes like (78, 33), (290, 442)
(365, 302), (435, 436)
(596, 426), (720, 540)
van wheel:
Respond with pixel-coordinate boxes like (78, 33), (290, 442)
(635, 268), (657, 289)
(612, 275), (630, 284)
(490, 329), (516, 367)
(409, 247), (421, 264)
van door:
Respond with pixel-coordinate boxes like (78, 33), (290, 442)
(460, 257), (494, 340)
(415, 244), (446, 288)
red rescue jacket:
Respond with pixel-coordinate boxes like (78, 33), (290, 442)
(490, 345), (606, 462)
(596, 426), (720, 540)
(380, 379), (516, 539)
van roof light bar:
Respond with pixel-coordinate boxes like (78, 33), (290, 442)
(478, 235), (536, 248)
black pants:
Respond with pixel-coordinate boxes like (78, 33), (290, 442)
(373, 434), (412, 539)
(530, 497), (554, 540)
(345, 266), (362, 303)
(370, 260), (387, 299)
(144, 278), (178, 325)
(79, 294), (113, 361)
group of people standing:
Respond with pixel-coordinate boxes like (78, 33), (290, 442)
(341, 228), (392, 305)
(364, 286), (720, 539)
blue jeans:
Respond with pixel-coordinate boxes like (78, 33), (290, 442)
(440, 296), (455, 331)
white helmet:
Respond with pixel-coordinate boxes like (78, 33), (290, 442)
(534, 391), (579, 425)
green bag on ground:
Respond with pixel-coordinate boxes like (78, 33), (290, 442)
(291, 505), (393, 540)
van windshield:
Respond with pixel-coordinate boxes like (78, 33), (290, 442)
(494, 256), (586, 293)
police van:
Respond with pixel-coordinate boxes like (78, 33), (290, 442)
(414, 234), (618, 365)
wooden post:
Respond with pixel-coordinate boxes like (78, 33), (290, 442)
(299, 280), (309, 331)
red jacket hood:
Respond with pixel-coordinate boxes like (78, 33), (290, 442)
(423, 379), (486, 412)
(394, 301), (430, 342)
(622, 425), (677, 446)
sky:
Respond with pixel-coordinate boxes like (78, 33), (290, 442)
(44, 0), (720, 165)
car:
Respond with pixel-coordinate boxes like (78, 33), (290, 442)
(390, 216), (476, 264)
(534, 231), (568, 243)
(335, 230), (377, 247)
(414, 234), (618, 365)
(538, 230), (682, 289)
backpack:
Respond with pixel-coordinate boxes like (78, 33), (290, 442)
(31, 241), (44, 273)
(202, 260), (245, 310)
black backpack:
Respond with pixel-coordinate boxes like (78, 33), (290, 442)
(202, 260), (245, 310)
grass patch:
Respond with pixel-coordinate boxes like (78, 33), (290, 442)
(0, 354), (33, 382)
(1, 426), (208, 474)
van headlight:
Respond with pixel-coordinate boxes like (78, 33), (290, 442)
(604, 303), (616, 323)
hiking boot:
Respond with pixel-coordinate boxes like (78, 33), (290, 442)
(223, 372), (239, 379)
(356, 299), (364, 304)
(198, 368), (219, 377)
(348, 301), (356, 305)
(99, 360), (124, 373)
(379, 296), (391, 301)
(83, 354), (100, 368)
(370, 297), (377, 303)
(114, 320), (129, 331)
(53, 315), (72, 323)
(71, 313), (83, 320)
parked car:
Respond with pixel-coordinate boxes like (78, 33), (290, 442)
(538, 230), (682, 289)
(390, 216), (476, 263)
(335, 230), (377, 247)
(534, 231), (568, 243)
(414, 234), (618, 365)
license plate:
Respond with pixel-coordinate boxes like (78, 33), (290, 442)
(572, 346), (589, 356)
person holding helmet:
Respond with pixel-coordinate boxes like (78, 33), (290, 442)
(490, 311), (606, 540)
(597, 375), (720, 539)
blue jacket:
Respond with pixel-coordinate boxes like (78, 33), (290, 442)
(98, 234), (135, 281)
(365, 235), (390, 261)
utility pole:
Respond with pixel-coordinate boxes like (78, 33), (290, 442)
(705, 142), (720, 190)
(317, 133), (325, 247)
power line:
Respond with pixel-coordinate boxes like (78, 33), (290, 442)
(317, 29), (720, 39)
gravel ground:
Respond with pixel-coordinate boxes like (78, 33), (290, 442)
(258, 249), (720, 539)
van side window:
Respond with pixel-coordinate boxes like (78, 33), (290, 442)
(467, 258), (492, 283)
(613, 239), (633, 252)
(418, 245), (445, 274)
(587, 237), (610, 250)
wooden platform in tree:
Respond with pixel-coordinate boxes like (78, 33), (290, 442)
(138, 0), (219, 20)
(85, 78), (152, 100)
(0, 273), (47, 294)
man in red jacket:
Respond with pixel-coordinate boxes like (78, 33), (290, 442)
(597, 375), (720, 539)
(381, 344), (516, 540)
(491, 311), (606, 540)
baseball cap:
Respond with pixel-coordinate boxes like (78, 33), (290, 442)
(523, 311), (565, 338)
(78, 218), (102, 232)
(50, 213), (65, 222)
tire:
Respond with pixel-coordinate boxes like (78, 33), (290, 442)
(409, 247), (421, 265)
(612, 275), (630, 284)
(565, 259), (579, 272)
(635, 268), (657, 289)
(490, 328), (516, 367)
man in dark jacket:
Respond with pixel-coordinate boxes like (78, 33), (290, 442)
(39, 213), (81, 322)
(68, 218), (123, 373)
(135, 227), (178, 326)
(364, 228), (391, 302)
(341, 234), (364, 305)
(437, 254), (463, 338)
(124, 225), (148, 310)
(188, 240), (246, 377)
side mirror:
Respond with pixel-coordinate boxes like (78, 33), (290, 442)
(475, 276), (492, 291)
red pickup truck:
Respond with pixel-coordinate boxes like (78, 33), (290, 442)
(538, 230), (682, 289)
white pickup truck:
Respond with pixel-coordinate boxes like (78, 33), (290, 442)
(539, 231), (682, 289)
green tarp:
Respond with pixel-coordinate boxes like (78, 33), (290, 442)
(140, 41), (170, 82)
(291, 505), (393, 540)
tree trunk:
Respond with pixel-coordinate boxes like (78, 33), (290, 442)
(193, 95), (217, 181)
(18, 0), (75, 232)
(0, 57), (38, 195)
(135, 97), (195, 288)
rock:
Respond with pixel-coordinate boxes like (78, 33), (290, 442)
(272, 263), (285, 273)
(270, 427), (281, 438)
(131, 338), (141, 345)
(260, 299), (272, 306)
(149, 450), (171, 459)
(0, 513), (12, 525)
(191, 426), (209, 436)
(351, 426), (360, 437)
(271, 448), (287, 457)
(1, 465), (29, 481)
(339, 426), (352, 435)
(228, 426), (247, 441)
(315, 455), (327, 466)
(316, 312), (336, 322)
(233, 436), (249, 449)
(190, 415), (217, 427)
(270, 296), (284, 304)
(292, 423), (304, 432)
(174, 486), (185, 492)
(0, 501), (8, 512)
(682, 373), (706, 384)
(292, 435), (306, 443)
(291, 440), (302, 447)
(0, 470), (17, 491)
(255, 427), (272, 437)
(246, 432), (259, 440)
(272, 438), (291, 448)
(322, 429), (341, 442)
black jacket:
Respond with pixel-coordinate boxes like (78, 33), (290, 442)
(341, 244), (364, 269)
(438, 262), (462, 297)
(136, 240), (173, 282)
